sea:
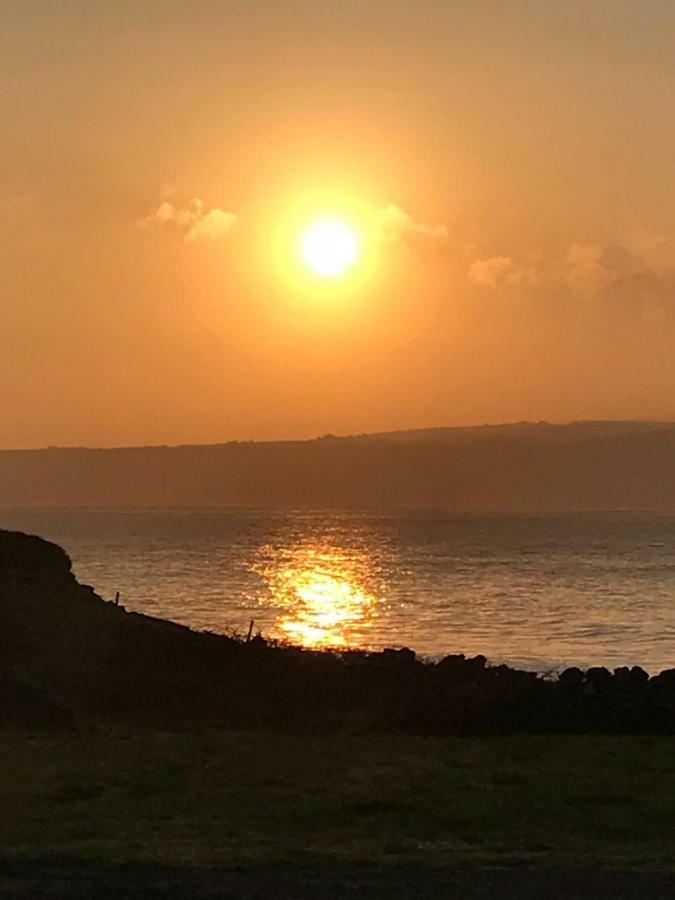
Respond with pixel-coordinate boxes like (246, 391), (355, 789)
(1, 507), (674, 674)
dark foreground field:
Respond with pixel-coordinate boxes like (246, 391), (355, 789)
(1, 732), (673, 898)
(2, 530), (674, 896)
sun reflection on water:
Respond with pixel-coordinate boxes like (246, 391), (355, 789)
(251, 544), (380, 648)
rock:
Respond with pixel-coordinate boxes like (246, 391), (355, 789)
(650, 668), (675, 694)
(613, 666), (632, 686)
(614, 665), (649, 690)
(583, 667), (612, 696)
(559, 667), (584, 691)
(381, 647), (417, 667)
(437, 653), (466, 671)
(466, 654), (487, 671)
(630, 665), (649, 686)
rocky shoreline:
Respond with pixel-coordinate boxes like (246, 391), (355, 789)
(1, 529), (674, 734)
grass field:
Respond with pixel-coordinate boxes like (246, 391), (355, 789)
(0, 732), (673, 873)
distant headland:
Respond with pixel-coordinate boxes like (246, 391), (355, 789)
(3, 420), (675, 510)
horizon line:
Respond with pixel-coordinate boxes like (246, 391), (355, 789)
(3, 417), (675, 454)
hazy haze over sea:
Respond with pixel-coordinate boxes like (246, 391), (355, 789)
(1, 508), (674, 673)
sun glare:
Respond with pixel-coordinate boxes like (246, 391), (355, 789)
(252, 543), (379, 648)
(300, 219), (360, 277)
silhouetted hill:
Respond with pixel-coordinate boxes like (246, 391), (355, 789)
(2, 529), (674, 734)
(3, 420), (675, 509)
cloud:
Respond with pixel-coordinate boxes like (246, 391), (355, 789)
(623, 228), (672, 273)
(466, 237), (667, 298)
(374, 204), (449, 248)
(460, 228), (675, 326)
(563, 244), (612, 298)
(468, 256), (536, 289)
(561, 238), (672, 300)
(141, 195), (237, 242)
(184, 208), (238, 242)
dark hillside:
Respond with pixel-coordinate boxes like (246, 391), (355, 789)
(3, 421), (675, 509)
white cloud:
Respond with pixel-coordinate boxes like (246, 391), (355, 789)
(374, 204), (449, 248)
(468, 256), (536, 289)
(184, 208), (238, 242)
(141, 195), (237, 242)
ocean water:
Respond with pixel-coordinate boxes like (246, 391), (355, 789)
(1, 507), (674, 673)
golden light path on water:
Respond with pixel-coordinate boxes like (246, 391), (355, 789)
(251, 543), (381, 648)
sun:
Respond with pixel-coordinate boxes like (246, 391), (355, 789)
(300, 219), (360, 277)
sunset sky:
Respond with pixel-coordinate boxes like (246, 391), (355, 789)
(3, 1), (675, 448)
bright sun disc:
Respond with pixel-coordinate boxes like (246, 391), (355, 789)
(300, 219), (359, 277)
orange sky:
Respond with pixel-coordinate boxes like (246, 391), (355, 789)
(3, 1), (675, 448)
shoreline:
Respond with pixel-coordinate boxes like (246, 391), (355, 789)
(2, 507), (674, 675)
(1, 528), (674, 735)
